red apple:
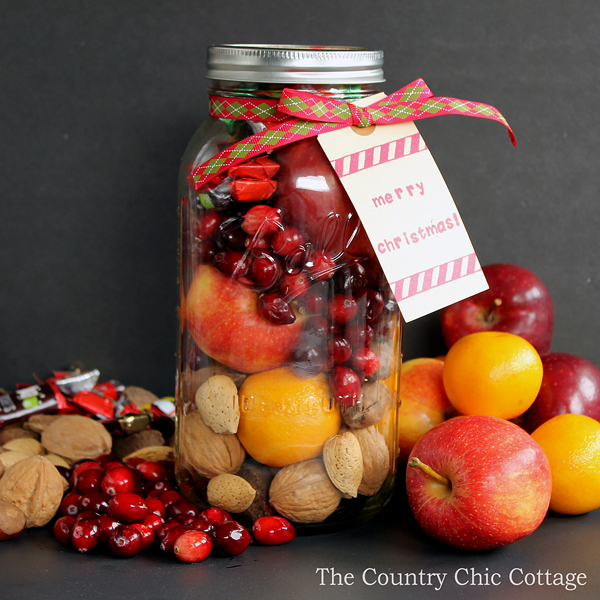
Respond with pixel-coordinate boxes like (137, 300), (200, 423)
(525, 352), (600, 432)
(185, 264), (305, 373)
(440, 263), (554, 355)
(406, 415), (551, 550)
(397, 358), (454, 462)
(272, 138), (375, 260)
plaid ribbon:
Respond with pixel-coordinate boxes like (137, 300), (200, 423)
(192, 78), (515, 190)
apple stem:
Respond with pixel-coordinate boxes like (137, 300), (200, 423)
(485, 298), (503, 322)
(408, 457), (451, 488)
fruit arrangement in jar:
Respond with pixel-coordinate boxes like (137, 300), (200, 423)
(177, 137), (401, 530)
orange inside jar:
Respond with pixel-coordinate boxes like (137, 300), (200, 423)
(176, 45), (402, 533)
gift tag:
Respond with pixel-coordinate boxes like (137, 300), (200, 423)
(317, 97), (488, 322)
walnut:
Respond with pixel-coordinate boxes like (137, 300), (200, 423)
(3, 438), (45, 456)
(195, 375), (240, 434)
(123, 386), (159, 408)
(342, 382), (392, 429)
(41, 416), (112, 462)
(179, 411), (245, 479)
(0, 456), (64, 528)
(269, 458), (341, 524)
(0, 500), (27, 540)
(0, 426), (38, 445)
(323, 431), (363, 498)
(112, 429), (164, 460)
(0, 461), (4, 479)
(353, 425), (390, 496)
(123, 445), (174, 463)
(207, 474), (256, 514)
(237, 460), (278, 522)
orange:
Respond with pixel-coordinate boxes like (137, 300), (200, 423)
(442, 331), (543, 420)
(531, 414), (600, 515)
(236, 367), (341, 467)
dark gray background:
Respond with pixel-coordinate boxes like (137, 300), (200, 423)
(2, 2), (600, 599)
(2, 0), (599, 395)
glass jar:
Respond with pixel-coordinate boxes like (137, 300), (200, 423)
(176, 45), (402, 532)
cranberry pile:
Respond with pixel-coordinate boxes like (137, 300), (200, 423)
(53, 454), (295, 562)
(195, 201), (397, 407)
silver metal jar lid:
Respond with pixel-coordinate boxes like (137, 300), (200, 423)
(206, 45), (385, 84)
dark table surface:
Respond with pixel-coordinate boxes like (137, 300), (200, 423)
(2, 485), (599, 600)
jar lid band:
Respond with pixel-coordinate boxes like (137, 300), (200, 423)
(206, 45), (385, 84)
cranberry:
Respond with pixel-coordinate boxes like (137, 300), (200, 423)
(212, 250), (250, 278)
(330, 366), (362, 407)
(305, 250), (336, 281)
(371, 293), (399, 325)
(272, 225), (303, 256)
(217, 218), (247, 252)
(190, 519), (214, 535)
(101, 467), (137, 497)
(75, 510), (98, 522)
(103, 461), (125, 473)
(145, 497), (166, 519)
(125, 457), (145, 468)
(95, 453), (119, 466)
(198, 240), (217, 262)
(60, 492), (82, 517)
(109, 493), (149, 522)
(328, 295), (358, 325)
(142, 513), (164, 532)
(109, 524), (143, 558)
(242, 205), (282, 236)
(196, 211), (223, 241)
(174, 530), (213, 563)
(70, 461), (103, 488)
(54, 516), (76, 544)
(97, 514), (121, 542)
(258, 292), (296, 325)
(135, 461), (166, 482)
(160, 525), (193, 553)
(344, 322), (374, 349)
(252, 516), (296, 546)
(351, 348), (381, 377)
(291, 343), (327, 378)
(334, 262), (367, 294)
(78, 492), (110, 515)
(303, 282), (329, 313)
(156, 520), (180, 541)
(71, 517), (101, 553)
(157, 490), (182, 508)
(167, 498), (200, 520)
(174, 514), (196, 526)
(302, 315), (329, 343)
(328, 334), (353, 364)
(280, 272), (310, 300)
(198, 507), (231, 527)
(249, 253), (281, 289)
(245, 232), (272, 253)
(152, 479), (175, 494)
(212, 521), (251, 556)
(131, 523), (156, 549)
(356, 288), (385, 323)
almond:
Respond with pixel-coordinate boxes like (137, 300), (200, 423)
(195, 375), (240, 434)
(3, 438), (45, 457)
(207, 474), (256, 513)
(269, 458), (341, 524)
(352, 425), (390, 496)
(323, 431), (363, 498)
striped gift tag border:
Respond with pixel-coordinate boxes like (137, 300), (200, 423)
(329, 132), (426, 178)
(392, 253), (481, 300)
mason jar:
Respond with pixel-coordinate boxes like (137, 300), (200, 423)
(176, 45), (402, 532)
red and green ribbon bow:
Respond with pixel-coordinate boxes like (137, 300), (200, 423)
(191, 78), (515, 190)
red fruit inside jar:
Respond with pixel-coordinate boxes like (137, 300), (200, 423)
(272, 137), (375, 260)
